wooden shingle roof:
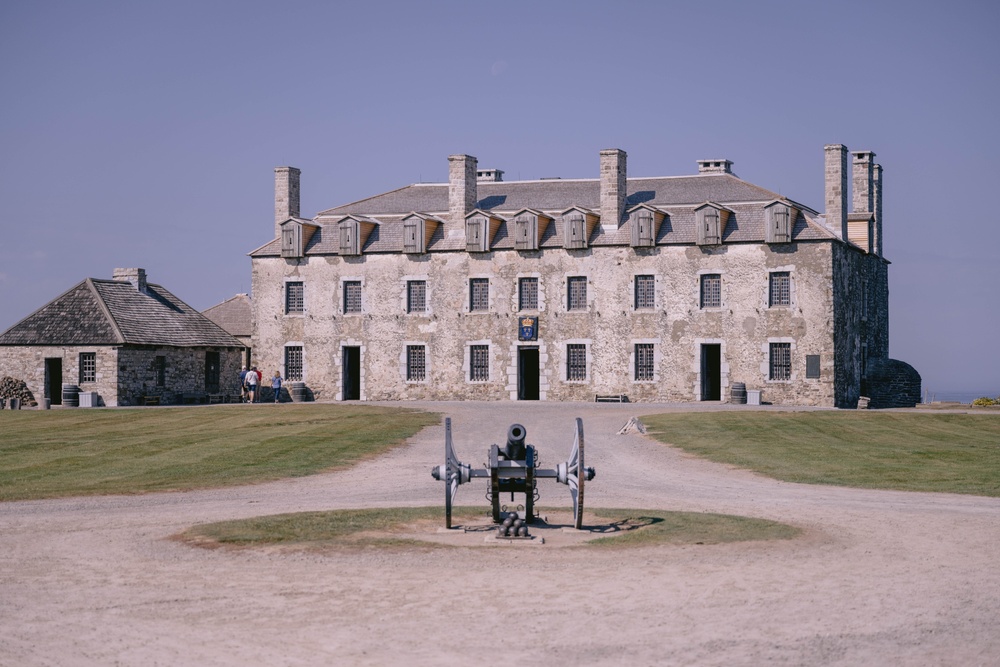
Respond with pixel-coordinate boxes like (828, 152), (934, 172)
(0, 278), (245, 348)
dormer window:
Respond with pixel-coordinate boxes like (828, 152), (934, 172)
(401, 214), (439, 254)
(340, 220), (359, 255)
(281, 225), (301, 258)
(765, 202), (795, 244)
(695, 204), (727, 246)
(515, 216), (537, 251)
(465, 211), (502, 253)
(566, 215), (586, 249)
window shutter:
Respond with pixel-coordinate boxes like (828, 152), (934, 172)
(340, 222), (358, 255)
(403, 219), (420, 253)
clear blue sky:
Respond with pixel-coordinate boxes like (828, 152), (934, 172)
(1, 0), (998, 396)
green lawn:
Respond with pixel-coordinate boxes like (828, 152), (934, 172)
(642, 411), (1000, 496)
(0, 404), (439, 501)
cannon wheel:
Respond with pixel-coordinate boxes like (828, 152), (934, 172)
(489, 444), (501, 523)
(571, 418), (586, 529)
(525, 445), (535, 524)
(443, 418), (458, 529)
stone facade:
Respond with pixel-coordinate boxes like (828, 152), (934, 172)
(249, 146), (911, 408)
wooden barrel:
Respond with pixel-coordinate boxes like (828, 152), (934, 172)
(289, 381), (306, 402)
(62, 384), (80, 408)
(731, 382), (747, 404)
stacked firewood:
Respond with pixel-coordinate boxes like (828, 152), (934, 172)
(0, 376), (37, 407)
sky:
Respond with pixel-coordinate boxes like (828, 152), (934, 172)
(1, 0), (998, 397)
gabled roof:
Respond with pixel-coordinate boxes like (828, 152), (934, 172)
(0, 278), (245, 348)
(202, 293), (252, 338)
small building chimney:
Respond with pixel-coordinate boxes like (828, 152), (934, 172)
(476, 168), (504, 182)
(852, 151), (875, 214)
(824, 144), (848, 240)
(696, 159), (734, 175)
(449, 154), (478, 225)
(274, 166), (301, 238)
(113, 268), (147, 293)
(600, 148), (627, 231)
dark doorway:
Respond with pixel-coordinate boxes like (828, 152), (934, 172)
(700, 344), (721, 401)
(342, 346), (361, 400)
(518, 347), (539, 400)
(205, 351), (220, 393)
(45, 357), (63, 405)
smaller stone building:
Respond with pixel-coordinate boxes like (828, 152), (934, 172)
(203, 293), (253, 367)
(0, 268), (245, 406)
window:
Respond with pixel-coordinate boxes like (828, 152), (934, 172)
(566, 344), (587, 381)
(343, 281), (362, 314)
(407, 280), (427, 313)
(79, 352), (96, 383)
(632, 211), (655, 247)
(769, 343), (791, 381)
(700, 274), (721, 308)
(403, 218), (421, 253)
(806, 354), (821, 379)
(514, 216), (537, 250)
(697, 207), (722, 245)
(469, 278), (489, 312)
(285, 346), (303, 381)
(285, 281), (304, 314)
(519, 277), (538, 311)
(567, 276), (587, 311)
(635, 343), (654, 381)
(470, 344), (489, 381)
(565, 214), (586, 249)
(767, 204), (792, 243)
(634, 275), (655, 309)
(406, 345), (426, 381)
(769, 272), (790, 307)
(155, 356), (166, 387)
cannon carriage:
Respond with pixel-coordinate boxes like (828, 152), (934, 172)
(431, 418), (596, 530)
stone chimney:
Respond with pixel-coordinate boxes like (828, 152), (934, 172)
(113, 268), (147, 293)
(852, 151), (875, 214)
(824, 144), (848, 240)
(600, 148), (627, 231)
(449, 154), (478, 225)
(274, 166), (301, 238)
(696, 159), (734, 175)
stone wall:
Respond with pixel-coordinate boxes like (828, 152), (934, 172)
(252, 240), (843, 405)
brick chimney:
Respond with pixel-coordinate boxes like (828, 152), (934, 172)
(824, 144), (848, 240)
(274, 166), (301, 238)
(600, 148), (627, 231)
(449, 154), (477, 225)
(113, 268), (147, 293)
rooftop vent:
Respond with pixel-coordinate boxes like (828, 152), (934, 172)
(477, 168), (504, 182)
(697, 159), (734, 175)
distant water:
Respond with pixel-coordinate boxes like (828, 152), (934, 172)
(923, 390), (1000, 404)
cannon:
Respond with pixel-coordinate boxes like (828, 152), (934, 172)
(431, 418), (595, 530)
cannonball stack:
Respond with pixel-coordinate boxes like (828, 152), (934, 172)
(497, 513), (529, 538)
(0, 376), (36, 407)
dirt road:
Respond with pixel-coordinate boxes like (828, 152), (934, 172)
(2, 402), (998, 666)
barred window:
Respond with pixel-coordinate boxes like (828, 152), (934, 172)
(700, 274), (721, 308)
(285, 281), (304, 314)
(470, 344), (489, 382)
(79, 352), (96, 383)
(634, 275), (655, 309)
(635, 343), (654, 381)
(566, 343), (587, 381)
(769, 272), (790, 307)
(343, 281), (362, 314)
(469, 278), (489, 312)
(769, 343), (791, 381)
(407, 345), (426, 381)
(567, 276), (587, 311)
(155, 356), (166, 387)
(407, 280), (427, 313)
(285, 346), (303, 381)
(519, 277), (538, 311)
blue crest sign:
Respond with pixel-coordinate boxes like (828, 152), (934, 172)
(518, 316), (538, 341)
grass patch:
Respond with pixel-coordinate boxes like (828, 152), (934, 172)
(180, 506), (800, 551)
(586, 508), (800, 547)
(642, 411), (1000, 496)
(0, 404), (439, 501)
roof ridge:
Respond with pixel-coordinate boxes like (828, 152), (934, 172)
(87, 278), (126, 344)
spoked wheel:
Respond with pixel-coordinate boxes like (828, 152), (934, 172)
(489, 444), (501, 523)
(569, 418), (586, 529)
(525, 445), (535, 524)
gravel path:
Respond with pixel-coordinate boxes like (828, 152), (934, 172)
(1, 402), (998, 666)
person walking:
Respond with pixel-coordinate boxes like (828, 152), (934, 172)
(271, 371), (283, 403)
(239, 366), (249, 403)
(245, 366), (258, 403)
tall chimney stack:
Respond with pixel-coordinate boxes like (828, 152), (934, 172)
(824, 144), (848, 240)
(448, 154), (477, 225)
(600, 148), (627, 231)
(274, 166), (301, 238)
(852, 151), (875, 214)
(873, 163), (883, 257)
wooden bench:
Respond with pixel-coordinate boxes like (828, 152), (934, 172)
(595, 394), (629, 403)
(208, 394), (226, 404)
(142, 396), (161, 406)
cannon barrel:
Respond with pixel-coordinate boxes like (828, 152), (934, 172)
(504, 423), (527, 461)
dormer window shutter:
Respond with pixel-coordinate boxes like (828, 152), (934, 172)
(515, 216), (537, 251)
(340, 221), (358, 255)
(565, 214), (586, 249)
(281, 225), (301, 258)
(403, 219), (421, 253)
(765, 204), (793, 243)
(698, 207), (721, 245)
(632, 211), (655, 247)
(466, 218), (484, 252)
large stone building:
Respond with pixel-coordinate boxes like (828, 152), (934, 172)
(0, 268), (245, 406)
(249, 146), (918, 408)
